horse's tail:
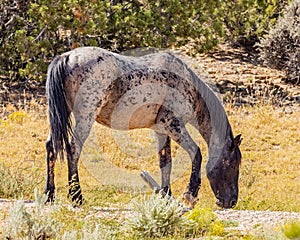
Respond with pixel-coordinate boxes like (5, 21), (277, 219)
(46, 54), (73, 160)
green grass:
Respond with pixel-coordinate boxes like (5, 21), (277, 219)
(0, 104), (299, 238)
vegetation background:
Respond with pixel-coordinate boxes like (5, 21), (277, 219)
(0, 0), (300, 239)
(0, 0), (292, 84)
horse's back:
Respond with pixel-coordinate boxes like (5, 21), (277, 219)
(65, 46), (187, 77)
(61, 47), (219, 131)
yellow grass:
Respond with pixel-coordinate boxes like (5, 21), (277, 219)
(0, 104), (299, 212)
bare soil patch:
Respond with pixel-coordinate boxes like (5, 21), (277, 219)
(184, 44), (300, 106)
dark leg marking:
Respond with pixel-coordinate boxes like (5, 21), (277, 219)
(155, 132), (172, 196)
(186, 147), (202, 197)
(67, 140), (83, 206)
(45, 135), (56, 202)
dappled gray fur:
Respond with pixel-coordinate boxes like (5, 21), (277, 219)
(45, 47), (242, 208)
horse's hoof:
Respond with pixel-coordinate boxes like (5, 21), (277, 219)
(44, 191), (55, 204)
(45, 196), (55, 204)
(182, 192), (199, 209)
(72, 196), (84, 207)
(68, 190), (84, 207)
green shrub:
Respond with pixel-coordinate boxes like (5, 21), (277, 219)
(259, 0), (300, 85)
(1, 0), (291, 87)
(0, 0), (109, 83)
(283, 221), (300, 239)
(0, 0), (224, 85)
(186, 208), (226, 236)
(221, 0), (290, 48)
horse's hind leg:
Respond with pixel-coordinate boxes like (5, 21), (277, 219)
(155, 132), (172, 195)
(67, 113), (94, 206)
(45, 134), (56, 202)
(155, 111), (202, 208)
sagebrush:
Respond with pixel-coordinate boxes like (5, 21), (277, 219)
(259, 0), (300, 85)
(126, 192), (227, 238)
(126, 192), (193, 238)
(2, 189), (60, 239)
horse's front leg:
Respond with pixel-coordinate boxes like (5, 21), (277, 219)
(155, 132), (172, 195)
(155, 111), (202, 208)
(44, 134), (56, 202)
(183, 147), (202, 208)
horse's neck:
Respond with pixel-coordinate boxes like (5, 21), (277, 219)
(196, 101), (232, 171)
(192, 74), (232, 149)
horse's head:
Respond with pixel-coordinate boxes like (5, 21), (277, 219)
(207, 134), (242, 209)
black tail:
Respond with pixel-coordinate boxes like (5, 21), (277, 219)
(46, 55), (73, 160)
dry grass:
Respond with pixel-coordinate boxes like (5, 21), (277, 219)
(0, 103), (299, 213)
(230, 105), (300, 212)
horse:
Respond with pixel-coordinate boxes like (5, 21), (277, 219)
(44, 47), (242, 209)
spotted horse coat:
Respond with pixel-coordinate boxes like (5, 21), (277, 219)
(45, 47), (242, 209)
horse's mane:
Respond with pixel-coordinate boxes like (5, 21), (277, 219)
(187, 66), (233, 146)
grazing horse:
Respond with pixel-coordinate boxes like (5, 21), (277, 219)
(45, 47), (242, 208)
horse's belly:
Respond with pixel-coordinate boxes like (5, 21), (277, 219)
(96, 103), (160, 130)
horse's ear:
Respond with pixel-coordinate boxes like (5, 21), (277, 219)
(234, 134), (242, 146)
(231, 134), (242, 151)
